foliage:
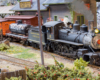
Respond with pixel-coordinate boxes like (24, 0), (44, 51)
(68, 3), (74, 22)
(4, 45), (29, 54)
(74, 58), (89, 70)
(3, 45), (36, 59)
(5, 76), (22, 80)
(25, 58), (100, 80)
(0, 43), (10, 51)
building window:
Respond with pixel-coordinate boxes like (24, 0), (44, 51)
(54, 16), (58, 21)
(77, 15), (85, 25)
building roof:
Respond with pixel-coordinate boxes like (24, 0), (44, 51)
(0, 19), (8, 22)
(10, 0), (49, 11)
(43, 0), (74, 5)
(0, 0), (7, 6)
(0, 0), (18, 6)
(0, 6), (14, 14)
(5, 15), (37, 20)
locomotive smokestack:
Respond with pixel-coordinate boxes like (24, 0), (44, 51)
(88, 21), (94, 33)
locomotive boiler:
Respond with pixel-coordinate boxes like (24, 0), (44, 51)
(59, 21), (100, 49)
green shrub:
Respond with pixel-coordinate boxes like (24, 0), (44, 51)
(5, 76), (22, 80)
(0, 43), (10, 51)
(25, 58), (100, 80)
(74, 58), (89, 70)
(5, 58), (100, 80)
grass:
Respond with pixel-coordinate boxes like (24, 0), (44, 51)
(3, 45), (36, 59)
(4, 45), (29, 54)
(15, 53), (36, 59)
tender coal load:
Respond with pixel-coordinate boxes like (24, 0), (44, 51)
(9, 21), (31, 35)
(80, 24), (88, 32)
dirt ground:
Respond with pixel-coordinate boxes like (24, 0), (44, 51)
(0, 60), (24, 72)
(0, 43), (100, 76)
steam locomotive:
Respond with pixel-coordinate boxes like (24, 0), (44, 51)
(6, 20), (100, 65)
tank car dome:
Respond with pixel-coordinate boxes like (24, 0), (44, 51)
(80, 24), (88, 32)
(73, 21), (80, 32)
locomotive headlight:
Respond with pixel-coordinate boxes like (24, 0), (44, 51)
(97, 40), (100, 44)
(95, 29), (99, 34)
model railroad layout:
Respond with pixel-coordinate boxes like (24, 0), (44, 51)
(0, 15), (100, 66)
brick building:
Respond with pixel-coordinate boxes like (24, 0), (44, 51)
(73, 0), (97, 27)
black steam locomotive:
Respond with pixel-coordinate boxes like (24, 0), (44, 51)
(6, 20), (100, 65)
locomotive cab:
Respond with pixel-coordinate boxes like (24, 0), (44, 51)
(43, 21), (65, 40)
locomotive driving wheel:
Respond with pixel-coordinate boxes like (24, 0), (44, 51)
(69, 47), (73, 54)
(57, 44), (62, 52)
(62, 45), (69, 53)
(53, 43), (58, 52)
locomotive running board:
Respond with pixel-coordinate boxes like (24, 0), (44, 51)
(48, 39), (83, 46)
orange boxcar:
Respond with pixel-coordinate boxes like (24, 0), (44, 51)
(0, 19), (15, 36)
(5, 15), (42, 26)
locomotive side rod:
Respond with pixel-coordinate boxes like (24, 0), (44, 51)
(37, 0), (44, 65)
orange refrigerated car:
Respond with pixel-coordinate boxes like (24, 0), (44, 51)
(0, 19), (15, 36)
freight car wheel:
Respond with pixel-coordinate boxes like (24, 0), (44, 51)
(8, 37), (13, 42)
(32, 42), (35, 48)
(20, 40), (25, 45)
(25, 41), (29, 46)
(47, 45), (51, 52)
(43, 45), (47, 51)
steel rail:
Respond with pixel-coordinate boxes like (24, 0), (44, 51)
(0, 53), (42, 68)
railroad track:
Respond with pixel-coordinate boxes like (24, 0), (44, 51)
(0, 53), (41, 68)
(3, 42), (100, 70)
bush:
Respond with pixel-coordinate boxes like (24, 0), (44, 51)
(25, 58), (100, 80)
(0, 43), (10, 51)
(5, 58), (100, 80)
(5, 76), (22, 80)
(74, 58), (89, 70)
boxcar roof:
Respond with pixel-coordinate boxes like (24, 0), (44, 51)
(43, 0), (73, 5)
(5, 15), (37, 19)
(0, 19), (8, 22)
(43, 21), (64, 27)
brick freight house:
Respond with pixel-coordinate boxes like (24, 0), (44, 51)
(10, 0), (97, 27)
(73, 0), (97, 27)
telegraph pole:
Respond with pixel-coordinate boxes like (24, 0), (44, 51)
(37, 0), (44, 65)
